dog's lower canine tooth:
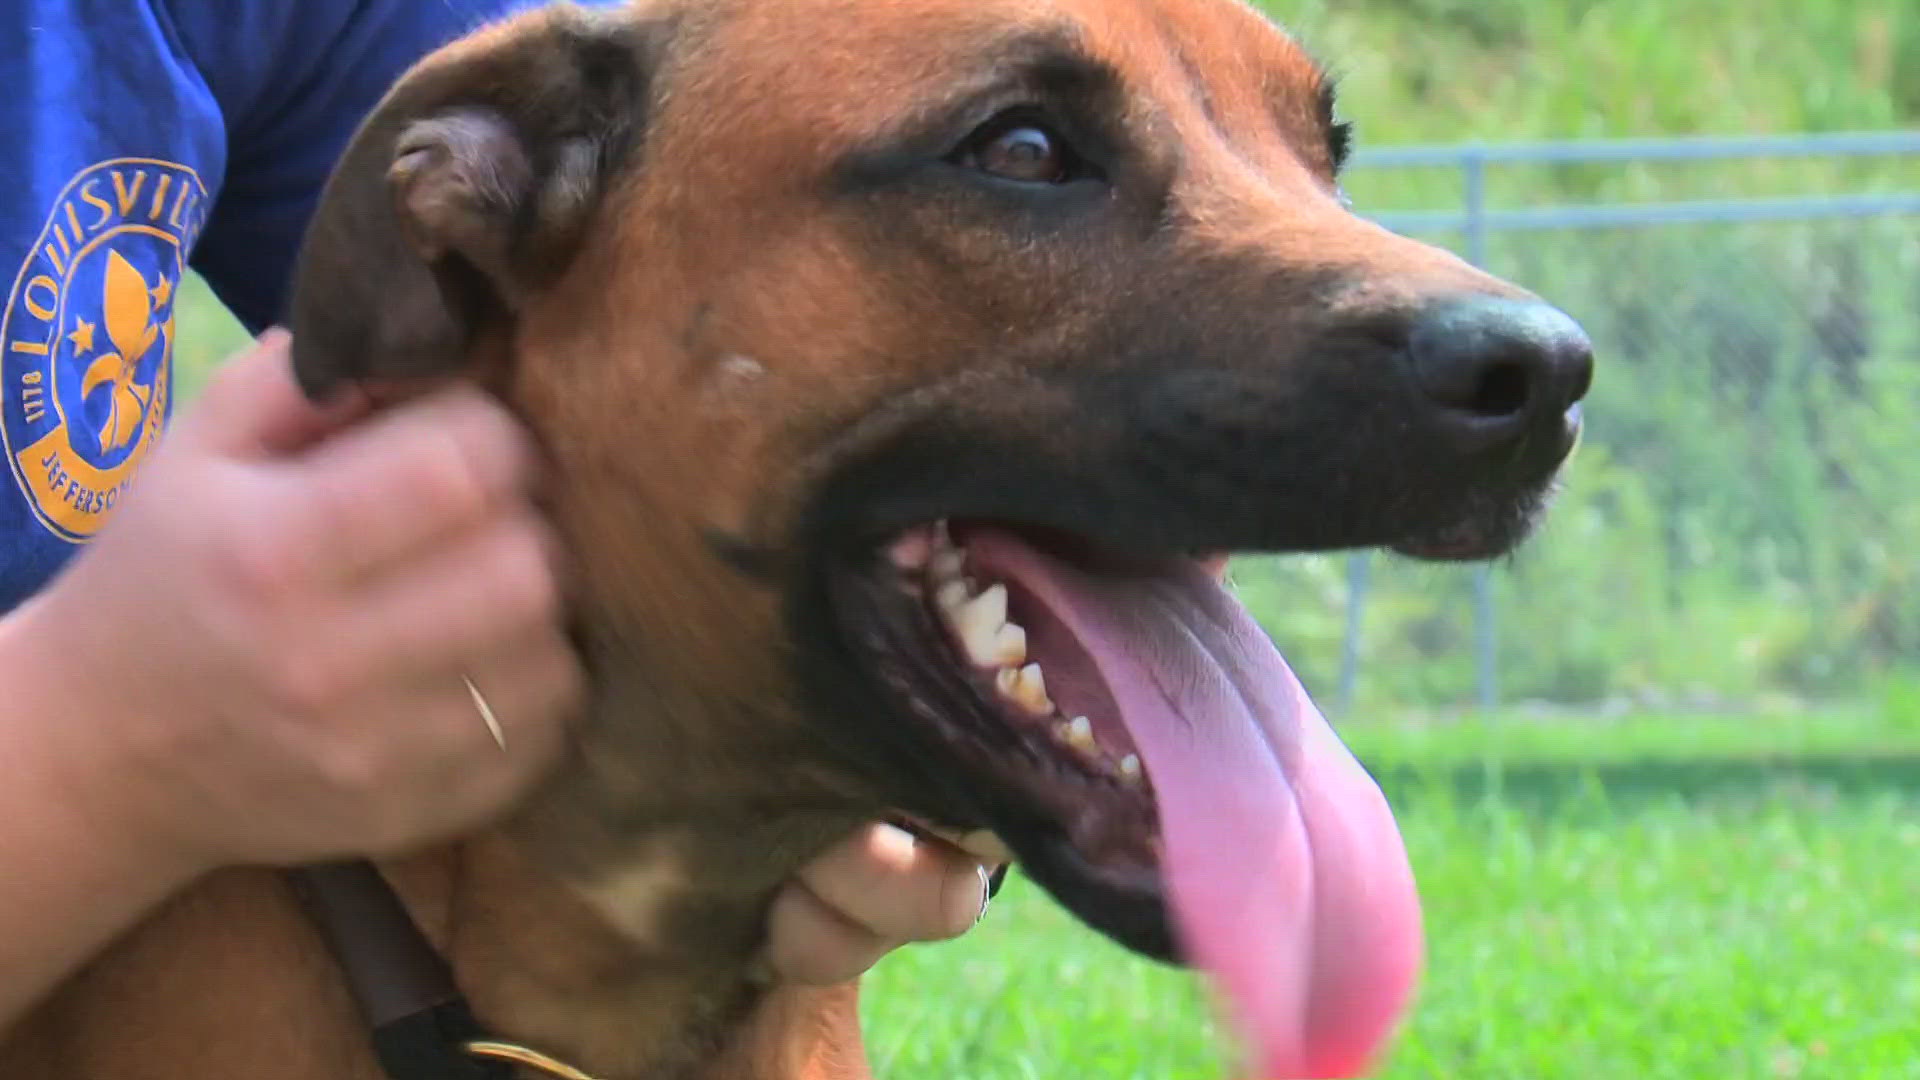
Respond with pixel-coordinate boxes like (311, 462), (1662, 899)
(1119, 754), (1142, 780)
(996, 663), (1053, 716)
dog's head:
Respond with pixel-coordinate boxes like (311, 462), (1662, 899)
(291, 0), (1590, 1072)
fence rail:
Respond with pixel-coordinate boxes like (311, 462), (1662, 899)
(1333, 131), (1920, 715)
(1351, 130), (1920, 168)
(1372, 193), (1920, 235)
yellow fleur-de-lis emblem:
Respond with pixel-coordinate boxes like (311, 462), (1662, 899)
(77, 249), (171, 452)
(5, 157), (205, 543)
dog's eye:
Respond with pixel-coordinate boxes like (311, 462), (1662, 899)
(952, 111), (1090, 184)
(975, 126), (1065, 182)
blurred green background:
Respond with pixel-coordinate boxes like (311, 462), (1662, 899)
(174, 0), (1920, 719)
(168, 0), (1920, 1075)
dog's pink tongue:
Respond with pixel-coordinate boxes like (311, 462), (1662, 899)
(976, 537), (1422, 1077)
(1120, 582), (1423, 1078)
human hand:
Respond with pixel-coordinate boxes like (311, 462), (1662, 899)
(18, 329), (1010, 982)
(15, 329), (581, 879)
(762, 822), (1010, 984)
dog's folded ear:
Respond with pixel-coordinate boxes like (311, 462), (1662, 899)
(287, 6), (664, 400)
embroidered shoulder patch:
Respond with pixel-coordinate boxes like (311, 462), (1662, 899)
(2, 158), (209, 542)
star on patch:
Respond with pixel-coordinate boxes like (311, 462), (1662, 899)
(149, 275), (173, 308)
(67, 317), (96, 355)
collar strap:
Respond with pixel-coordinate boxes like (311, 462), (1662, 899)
(289, 861), (600, 1080)
(291, 856), (1003, 1080)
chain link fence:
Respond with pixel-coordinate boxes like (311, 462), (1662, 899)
(171, 131), (1920, 718)
(1233, 132), (1920, 716)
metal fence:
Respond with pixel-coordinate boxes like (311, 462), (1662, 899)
(1327, 131), (1920, 714)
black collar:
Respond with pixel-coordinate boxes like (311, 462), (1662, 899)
(289, 861), (535, 1080)
(291, 855), (1008, 1079)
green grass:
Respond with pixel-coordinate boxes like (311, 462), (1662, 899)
(173, 273), (251, 400)
(1274, 0), (1917, 144)
(1336, 706), (1920, 768)
(862, 709), (1920, 1079)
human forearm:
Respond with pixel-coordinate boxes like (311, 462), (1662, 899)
(0, 603), (202, 1027)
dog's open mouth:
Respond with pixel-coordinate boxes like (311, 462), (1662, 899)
(826, 519), (1423, 1078)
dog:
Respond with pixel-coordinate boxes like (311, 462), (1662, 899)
(0, 0), (1592, 1076)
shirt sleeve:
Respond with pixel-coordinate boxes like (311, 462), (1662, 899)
(165, 0), (567, 334)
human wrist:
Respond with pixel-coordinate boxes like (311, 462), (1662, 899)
(0, 598), (209, 895)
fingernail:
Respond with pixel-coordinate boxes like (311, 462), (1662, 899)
(959, 864), (991, 932)
(940, 862), (991, 937)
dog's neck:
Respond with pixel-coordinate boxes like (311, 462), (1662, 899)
(356, 575), (880, 1078)
(381, 834), (869, 1080)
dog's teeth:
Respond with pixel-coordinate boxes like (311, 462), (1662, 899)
(1014, 663), (1053, 715)
(992, 623), (1027, 667)
(935, 579), (970, 611)
(994, 667), (1021, 704)
(958, 830), (1014, 862)
(996, 663), (1053, 717)
(1065, 715), (1096, 752)
(972, 582), (1009, 625)
(952, 584), (1010, 665)
(956, 622), (1001, 668)
(1119, 754), (1142, 780)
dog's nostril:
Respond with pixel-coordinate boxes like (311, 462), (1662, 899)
(1405, 296), (1592, 439)
(1465, 361), (1531, 418)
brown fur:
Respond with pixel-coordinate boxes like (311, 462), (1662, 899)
(2, 0), (1564, 1077)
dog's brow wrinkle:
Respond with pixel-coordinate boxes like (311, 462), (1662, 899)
(704, 529), (781, 582)
(680, 301), (712, 353)
(974, 24), (1098, 80)
(881, 25), (1113, 141)
(1152, 9), (1218, 127)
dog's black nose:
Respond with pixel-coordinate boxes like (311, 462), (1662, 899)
(1405, 296), (1594, 454)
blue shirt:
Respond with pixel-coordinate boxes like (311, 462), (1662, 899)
(0, 0), (586, 612)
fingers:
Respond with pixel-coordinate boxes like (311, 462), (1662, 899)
(796, 823), (991, 946)
(182, 329), (372, 457)
(276, 387), (541, 587)
(321, 509), (570, 686)
(766, 823), (1004, 985)
(762, 880), (899, 986)
(439, 627), (582, 772)
(53, 326), (587, 870)
(345, 640), (582, 856)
